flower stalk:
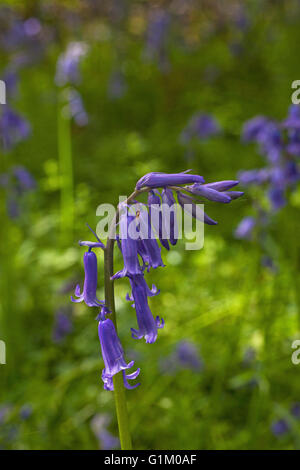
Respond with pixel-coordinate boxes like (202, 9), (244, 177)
(103, 190), (140, 450)
(71, 171), (243, 450)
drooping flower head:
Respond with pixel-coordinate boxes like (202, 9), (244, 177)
(98, 308), (140, 391)
(71, 242), (104, 307)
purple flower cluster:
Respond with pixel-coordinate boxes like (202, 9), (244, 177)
(72, 171), (243, 390)
(235, 105), (300, 244)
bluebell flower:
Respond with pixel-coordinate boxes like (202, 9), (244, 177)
(180, 113), (220, 143)
(261, 255), (277, 272)
(55, 42), (88, 87)
(19, 404), (32, 420)
(144, 9), (170, 70)
(282, 104), (300, 130)
(112, 210), (142, 279)
(268, 187), (286, 211)
(148, 190), (170, 250)
(233, 5), (250, 31)
(283, 107), (300, 156)
(137, 207), (165, 270)
(136, 171), (205, 190)
(177, 191), (218, 225)
(291, 403), (300, 419)
(161, 188), (178, 246)
(23, 18), (41, 37)
(161, 340), (204, 374)
(52, 309), (73, 343)
(175, 341), (204, 371)
(128, 274), (164, 344)
(68, 89), (89, 127)
(6, 195), (20, 219)
(13, 165), (36, 191)
(238, 168), (270, 186)
(242, 116), (270, 142)
(286, 130), (300, 157)
(90, 414), (119, 450)
(0, 165), (36, 219)
(0, 106), (30, 151)
(268, 166), (286, 211)
(271, 419), (290, 437)
(185, 183), (233, 203)
(257, 121), (282, 164)
(98, 310), (140, 391)
(71, 245), (104, 307)
(234, 216), (256, 240)
(2, 68), (18, 97)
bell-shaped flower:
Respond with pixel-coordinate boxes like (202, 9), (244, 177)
(98, 309), (140, 391)
(161, 188), (178, 246)
(112, 210), (142, 279)
(126, 274), (160, 302)
(185, 180), (243, 203)
(234, 216), (256, 240)
(71, 244), (104, 307)
(128, 275), (164, 344)
(136, 170), (204, 190)
(136, 207), (165, 270)
(177, 191), (218, 225)
(148, 190), (170, 250)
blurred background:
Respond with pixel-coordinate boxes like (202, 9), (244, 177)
(1, 0), (300, 450)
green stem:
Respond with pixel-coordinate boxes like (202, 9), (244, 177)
(103, 188), (150, 449)
(57, 89), (74, 245)
(104, 238), (132, 450)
